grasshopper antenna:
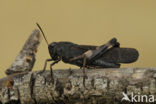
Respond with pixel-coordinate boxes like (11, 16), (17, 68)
(36, 22), (49, 45)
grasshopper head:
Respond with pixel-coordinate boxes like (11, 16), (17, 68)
(48, 42), (59, 61)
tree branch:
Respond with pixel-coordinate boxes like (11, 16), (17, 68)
(5, 30), (41, 75)
(0, 68), (156, 104)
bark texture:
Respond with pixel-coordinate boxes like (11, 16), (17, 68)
(5, 30), (41, 75)
(0, 68), (156, 104)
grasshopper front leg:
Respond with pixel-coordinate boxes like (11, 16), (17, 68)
(43, 58), (53, 71)
(39, 58), (60, 84)
(38, 58), (52, 74)
(49, 59), (61, 84)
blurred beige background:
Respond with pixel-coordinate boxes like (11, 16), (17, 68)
(0, 0), (156, 78)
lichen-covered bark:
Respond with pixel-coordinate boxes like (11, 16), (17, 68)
(5, 30), (41, 75)
(0, 68), (156, 104)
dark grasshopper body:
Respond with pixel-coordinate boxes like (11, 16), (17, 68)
(36, 23), (139, 84)
(48, 41), (139, 68)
